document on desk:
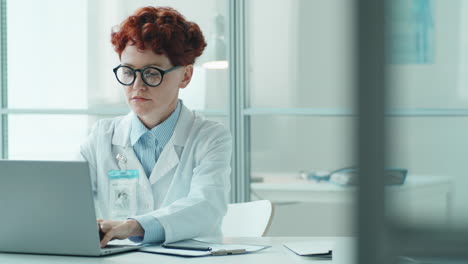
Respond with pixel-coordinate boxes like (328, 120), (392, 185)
(140, 239), (270, 257)
(283, 241), (333, 259)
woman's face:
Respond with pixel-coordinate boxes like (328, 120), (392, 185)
(120, 45), (192, 122)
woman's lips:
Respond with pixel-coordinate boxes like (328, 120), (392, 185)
(131, 96), (150, 102)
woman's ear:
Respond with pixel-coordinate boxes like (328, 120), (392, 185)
(179, 65), (194, 89)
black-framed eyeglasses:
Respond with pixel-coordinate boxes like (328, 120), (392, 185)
(113, 65), (181, 87)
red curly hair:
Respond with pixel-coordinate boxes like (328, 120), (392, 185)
(111, 6), (207, 66)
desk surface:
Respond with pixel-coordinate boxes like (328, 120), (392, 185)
(0, 237), (355, 264)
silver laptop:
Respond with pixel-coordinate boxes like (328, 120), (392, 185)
(0, 160), (142, 256)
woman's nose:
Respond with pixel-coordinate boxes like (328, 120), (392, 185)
(132, 72), (147, 90)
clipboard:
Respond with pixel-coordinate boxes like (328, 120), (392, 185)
(139, 239), (270, 257)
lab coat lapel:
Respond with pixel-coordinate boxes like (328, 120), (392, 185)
(149, 138), (179, 185)
(148, 104), (195, 185)
(111, 112), (152, 187)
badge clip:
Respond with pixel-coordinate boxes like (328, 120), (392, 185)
(116, 153), (127, 173)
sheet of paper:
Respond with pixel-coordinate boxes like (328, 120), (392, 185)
(283, 241), (334, 256)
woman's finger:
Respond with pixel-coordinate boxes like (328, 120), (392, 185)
(100, 231), (113, 248)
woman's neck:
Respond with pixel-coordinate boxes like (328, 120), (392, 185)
(139, 100), (178, 129)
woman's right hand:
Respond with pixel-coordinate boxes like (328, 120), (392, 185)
(97, 218), (144, 248)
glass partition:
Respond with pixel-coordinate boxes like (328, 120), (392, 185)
(385, 0), (468, 262)
(386, 0), (468, 230)
(245, 0), (356, 237)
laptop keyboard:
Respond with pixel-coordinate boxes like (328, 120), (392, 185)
(100, 244), (140, 255)
(104, 244), (138, 249)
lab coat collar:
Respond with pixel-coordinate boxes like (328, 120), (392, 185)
(112, 114), (132, 147)
(171, 102), (194, 147)
(111, 101), (194, 149)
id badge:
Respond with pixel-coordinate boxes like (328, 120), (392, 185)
(108, 170), (139, 220)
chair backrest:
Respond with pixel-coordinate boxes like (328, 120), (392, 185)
(221, 200), (274, 237)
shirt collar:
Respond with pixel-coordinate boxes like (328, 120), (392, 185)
(130, 100), (182, 147)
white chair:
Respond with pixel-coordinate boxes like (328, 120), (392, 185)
(221, 200), (274, 237)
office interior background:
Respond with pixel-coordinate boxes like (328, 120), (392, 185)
(1, 0), (468, 260)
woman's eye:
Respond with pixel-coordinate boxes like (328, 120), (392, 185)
(145, 72), (160, 78)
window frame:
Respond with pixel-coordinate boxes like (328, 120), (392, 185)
(0, 0), (7, 159)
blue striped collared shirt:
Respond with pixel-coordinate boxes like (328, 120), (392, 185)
(129, 100), (181, 244)
(130, 100), (181, 176)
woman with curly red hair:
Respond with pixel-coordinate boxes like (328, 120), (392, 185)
(80, 6), (232, 247)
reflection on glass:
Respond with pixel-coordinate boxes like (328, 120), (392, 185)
(387, 0), (468, 229)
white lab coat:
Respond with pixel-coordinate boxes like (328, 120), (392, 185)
(80, 103), (232, 243)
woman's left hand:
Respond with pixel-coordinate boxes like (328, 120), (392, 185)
(97, 219), (144, 248)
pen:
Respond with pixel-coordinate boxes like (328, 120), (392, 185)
(161, 244), (212, 251)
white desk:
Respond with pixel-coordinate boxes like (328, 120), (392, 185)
(0, 237), (354, 264)
(251, 175), (452, 236)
